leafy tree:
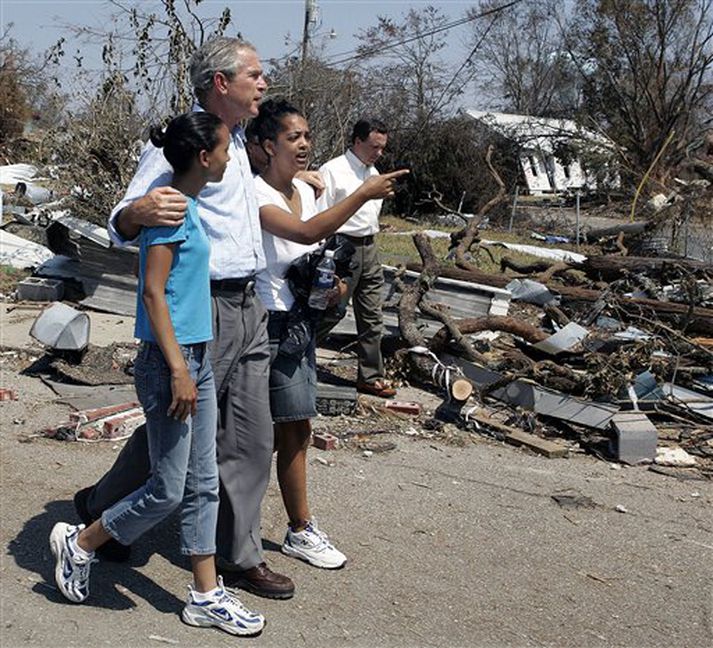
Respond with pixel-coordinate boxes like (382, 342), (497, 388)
(566, 0), (713, 187)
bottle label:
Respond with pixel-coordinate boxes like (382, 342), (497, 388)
(313, 269), (333, 289)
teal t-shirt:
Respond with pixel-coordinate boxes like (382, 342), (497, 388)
(134, 198), (212, 344)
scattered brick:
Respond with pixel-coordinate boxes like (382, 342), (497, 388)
(383, 401), (421, 415)
(0, 389), (18, 401)
(69, 401), (140, 424)
(312, 432), (338, 451)
(77, 426), (101, 441)
(102, 410), (145, 439)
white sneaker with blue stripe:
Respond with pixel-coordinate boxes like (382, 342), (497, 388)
(49, 522), (96, 603)
(181, 576), (265, 636)
(282, 519), (347, 569)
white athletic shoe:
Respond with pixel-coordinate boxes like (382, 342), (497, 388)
(181, 576), (265, 637)
(49, 522), (96, 603)
(282, 520), (347, 569)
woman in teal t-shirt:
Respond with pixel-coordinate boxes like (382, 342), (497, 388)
(48, 112), (265, 637)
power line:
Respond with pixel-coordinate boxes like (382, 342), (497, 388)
(324, 0), (525, 68)
(325, 15), (477, 66)
(266, 0), (524, 67)
(395, 8), (504, 158)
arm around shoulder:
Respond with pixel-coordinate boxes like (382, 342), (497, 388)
(111, 188), (188, 244)
(107, 140), (186, 246)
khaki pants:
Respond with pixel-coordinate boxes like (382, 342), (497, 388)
(318, 234), (384, 384)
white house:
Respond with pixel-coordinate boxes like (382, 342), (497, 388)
(465, 109), (617, 195)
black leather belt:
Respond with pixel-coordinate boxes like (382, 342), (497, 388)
(339, 234), (375, 246)
(210, 276), (256, 293)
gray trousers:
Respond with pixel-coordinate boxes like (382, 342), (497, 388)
(318, 235), (384, 384)
(85, 288), (273, 570)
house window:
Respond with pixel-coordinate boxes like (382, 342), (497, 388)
(527, 155), (538, 175)
(563, 164), (571, 179)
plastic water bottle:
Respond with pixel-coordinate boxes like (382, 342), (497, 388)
(308, 249), (336, 310)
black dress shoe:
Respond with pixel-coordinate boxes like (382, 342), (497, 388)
(220, 561), (295, 600)
(73, 487), (131, 563)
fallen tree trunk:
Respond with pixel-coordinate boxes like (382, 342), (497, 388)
(429, 315), (548, 354)
(501, 254), (712, 283)
(397, 233), (474, 402)
(405, 261), (713, 334)
(586, 222), (649, 240)
(576, 255), (712, 282)
(407, 261), (510, 288)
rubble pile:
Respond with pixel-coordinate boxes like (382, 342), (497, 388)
(380, 214), (712, 476)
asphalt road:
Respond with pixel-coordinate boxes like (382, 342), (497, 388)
(1, 367), (711, 648)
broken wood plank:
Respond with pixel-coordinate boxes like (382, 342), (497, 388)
(469, 412), (569, 458)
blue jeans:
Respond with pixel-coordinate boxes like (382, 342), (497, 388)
(101, 342), (219, 556)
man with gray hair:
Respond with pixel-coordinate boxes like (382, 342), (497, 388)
(73, 37), (295, 603)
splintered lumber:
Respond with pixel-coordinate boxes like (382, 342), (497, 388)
(469, 411), (569, 458)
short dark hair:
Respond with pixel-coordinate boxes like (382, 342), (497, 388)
(149, 112), (225, 175)
(250, 97), (302, 145)
(351, 118), (388, 144)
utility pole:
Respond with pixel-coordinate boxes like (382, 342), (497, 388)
(301, 0), (317, 65)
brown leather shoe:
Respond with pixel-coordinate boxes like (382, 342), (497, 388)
(356, 380), (397, 398)
(220, 562), (295, 600)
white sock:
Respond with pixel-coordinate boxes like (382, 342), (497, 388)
(68, 530), (94, 561)
(191, 584), (222, 601)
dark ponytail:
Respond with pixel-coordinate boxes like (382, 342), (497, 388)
(149, 125), (167, 148)
(149, 112), (225, 174)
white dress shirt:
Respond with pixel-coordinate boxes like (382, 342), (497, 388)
(254, 177), (319, 311)
(108, 114), (266, 280)
(317, 149), (382, 237)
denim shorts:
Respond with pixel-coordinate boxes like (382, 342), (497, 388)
(267, 310), (317, 423)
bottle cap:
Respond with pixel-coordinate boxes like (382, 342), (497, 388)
(324, 249), (335, 258)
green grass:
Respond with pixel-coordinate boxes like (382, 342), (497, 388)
(377, 216), (596, 274)
(0, 265), (30, 295)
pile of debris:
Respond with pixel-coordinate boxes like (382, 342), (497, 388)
(381, 157), (712, 477)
